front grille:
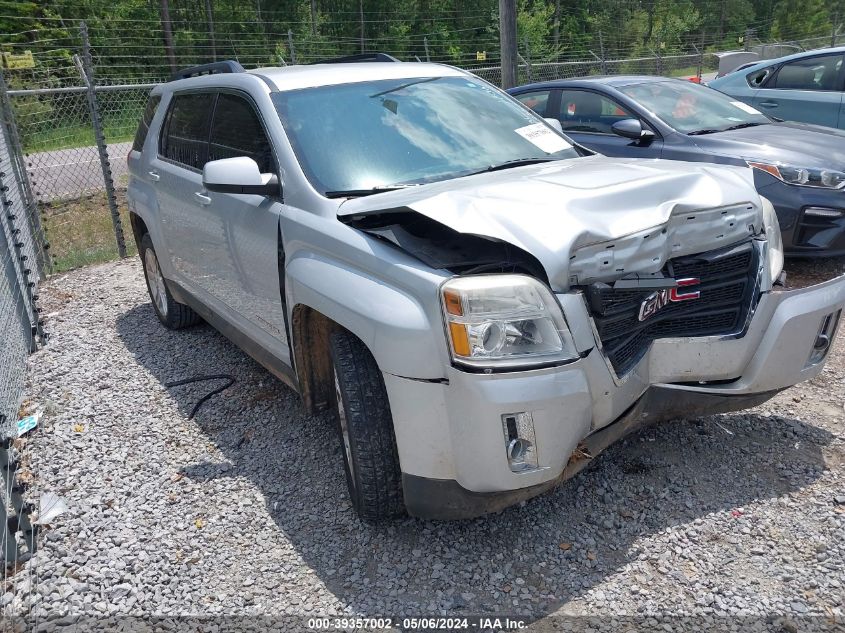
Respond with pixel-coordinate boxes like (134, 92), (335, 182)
(585, 241), (759, 375)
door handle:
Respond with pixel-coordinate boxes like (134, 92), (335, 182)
(194, 191), (212, 206)
(758, 101), (778, 108)
(148, 170), (160, 182)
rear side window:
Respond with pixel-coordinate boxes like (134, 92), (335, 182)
(160, 93), (215, 169)
(209, 93), (274, 173)
(132, 95), (160, 152)
(514, 90), (551, 116)
(770, 54), (844, 91)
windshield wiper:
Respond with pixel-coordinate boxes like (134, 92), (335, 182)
(688, 121), (769, 136)
(722, 121), (768, 131)
(687, 128), (722, 136)
(324, 184), (419, 199)
(465, 157), (557, 176)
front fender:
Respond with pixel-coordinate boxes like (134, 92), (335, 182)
(286, 253), (448, 379)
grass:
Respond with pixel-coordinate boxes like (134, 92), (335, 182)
(43, 190), (136, 273)
(22, 124), (135, 154)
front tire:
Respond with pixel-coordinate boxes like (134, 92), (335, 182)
(139, 233), (200, 330)
(330, 330), (404, 520)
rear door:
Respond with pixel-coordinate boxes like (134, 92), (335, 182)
(512, 89), (555, 117)
(554, 89), (663, 157)
(126, 94), (161, 244)
(151, 91), (216, 293)
(752, 52), (844, 128)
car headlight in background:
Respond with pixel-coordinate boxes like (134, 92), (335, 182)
(747, 161), (845, 190)
(761, 196), (784, 283)
(441, 274), (578, 370)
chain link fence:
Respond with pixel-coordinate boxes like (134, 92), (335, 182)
(0, 66), (45, 577)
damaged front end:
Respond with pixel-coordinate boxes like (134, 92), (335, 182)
(338, 158), (784, 381)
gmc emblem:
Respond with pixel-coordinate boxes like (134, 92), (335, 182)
(638, 278), (701, 322)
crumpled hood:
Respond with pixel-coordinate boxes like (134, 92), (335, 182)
(339, 156), (763, 290)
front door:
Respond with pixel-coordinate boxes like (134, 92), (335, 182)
(202, 91), (289, 361)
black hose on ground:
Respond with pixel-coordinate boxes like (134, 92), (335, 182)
(164, 374), (235, 420)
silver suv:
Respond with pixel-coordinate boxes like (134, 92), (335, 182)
(127, 58), (845, 520)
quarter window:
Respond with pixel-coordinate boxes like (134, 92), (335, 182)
(746, 67), (773, 88)
(160, 93), (214, 169)
(132, 95), (160, 152)
(557, 90), (634, 134)
(514, 91), (550, 116)
(770, 54), (844, 91)
(209, 94), (274, 173)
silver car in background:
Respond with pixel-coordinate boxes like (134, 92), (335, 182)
(127, 58), (845, 520)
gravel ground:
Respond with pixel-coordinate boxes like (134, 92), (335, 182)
(10, 256), (845, 630)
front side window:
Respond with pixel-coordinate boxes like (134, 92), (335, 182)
(514, 90), (551, 116)
(771, 54), (844, 91)
(272, 76), (580, 195)
(209, 93), (274, 173)
(133, 94), (160, 152)
(557, 90), (634, 134)
(618, 80), (771, 135)
(160, 93), (214, 169)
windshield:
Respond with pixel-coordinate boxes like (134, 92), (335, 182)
(272, 75), (580, 195)
(618, 80), (771, 135)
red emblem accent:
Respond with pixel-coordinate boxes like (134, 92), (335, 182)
(638, 278), (700, 322)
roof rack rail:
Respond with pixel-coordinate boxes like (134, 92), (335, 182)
(309, 52), (401, 65)
(170, 60), (245, 81)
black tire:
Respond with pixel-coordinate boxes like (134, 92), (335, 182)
(139, 233), (201, 330)
(329, 330), (404, 520)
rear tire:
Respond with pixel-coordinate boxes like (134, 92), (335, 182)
(139, 233), (200, 330)
(329, 330), (404, 520)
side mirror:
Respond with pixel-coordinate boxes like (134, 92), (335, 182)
(203, 157), (279, 196)
(544, 117), (564, 133)
(611, 119), (655, 142)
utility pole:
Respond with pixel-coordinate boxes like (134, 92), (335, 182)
(205, 0), (217, 61)
(159, 0), (176, 73)
(359, 0), (365, 53)
(499, 0), (517, 89)
(552, 0), (560, 50)
(310, 0), (318, 36)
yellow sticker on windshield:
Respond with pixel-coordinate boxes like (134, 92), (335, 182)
(514, 123), (571, 154)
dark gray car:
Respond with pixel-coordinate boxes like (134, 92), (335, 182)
(508, 76), (845, 256)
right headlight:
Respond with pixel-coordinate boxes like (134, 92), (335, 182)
(440, 274), (578, 370)
(747, 161), (845, 190)
(761, 196), (784, 282)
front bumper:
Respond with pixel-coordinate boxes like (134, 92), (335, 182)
(384, 273), (845, 520)
(755, 173), (845, 256)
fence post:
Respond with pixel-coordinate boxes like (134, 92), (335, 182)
(77, 22), (127, 259)
(696, 30), (705, 81)
(0, 70), (48, 279)
(287, 30), (297, 65)
(598, 30), (608, 75)
(424, 37), (431, 62)
(520, 38), (532, 82)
